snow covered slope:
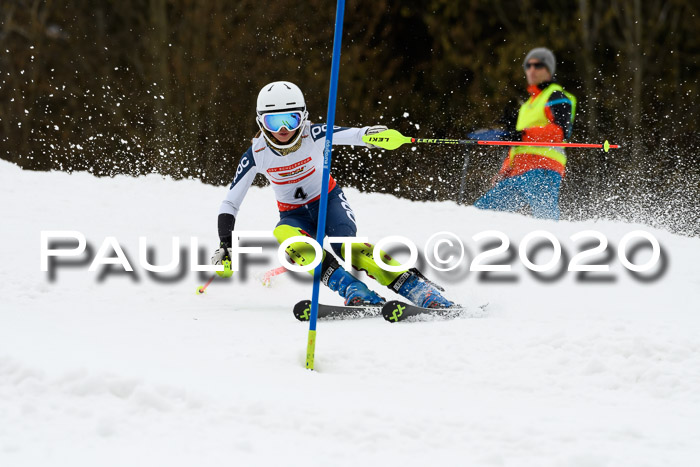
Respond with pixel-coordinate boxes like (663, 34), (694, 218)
(1, 159), (699, 467)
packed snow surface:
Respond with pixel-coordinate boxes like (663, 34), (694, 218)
(1, 160), (699, 466)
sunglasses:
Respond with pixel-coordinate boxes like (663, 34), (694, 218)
(260, 111), (304, 133)
(525, 62), (547, 70)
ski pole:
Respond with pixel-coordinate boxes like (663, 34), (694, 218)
(198, 261), (283, 294)
(196, 274), (216, 295)
(196, 259), (232, 294)
(261, 266), (288, 287)
(362, 129), (620, 152)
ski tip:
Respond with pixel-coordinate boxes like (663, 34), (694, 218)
(382, 300), (407, 323)
(381, 300), (477, 322)
(293, 300), (312, 322)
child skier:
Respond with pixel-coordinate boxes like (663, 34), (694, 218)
(212, 81), (452, 308)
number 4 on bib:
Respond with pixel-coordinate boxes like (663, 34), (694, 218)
(294, 187), (308, 200)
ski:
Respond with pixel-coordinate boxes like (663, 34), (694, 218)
(381, 300), (487, 323)
(293, 300), (382, 321)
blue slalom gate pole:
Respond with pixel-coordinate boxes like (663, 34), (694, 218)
(305, 0), (346, 370)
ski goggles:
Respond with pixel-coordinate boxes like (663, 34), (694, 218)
(260, 111), (304, 133)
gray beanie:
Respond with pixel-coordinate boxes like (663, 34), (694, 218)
(523, 47), (556, 76)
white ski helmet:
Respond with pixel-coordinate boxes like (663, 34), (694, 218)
(256, 81), (308, 150)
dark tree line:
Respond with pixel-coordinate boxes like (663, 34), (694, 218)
(1, 0), (698, 234)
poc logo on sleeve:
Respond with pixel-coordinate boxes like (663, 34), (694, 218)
(232, 157), (250, 185)
(311, 124), (343, 141)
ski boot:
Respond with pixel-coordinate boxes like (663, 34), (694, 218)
(389, 268), (453, 308)
(326, 267), (385, 306)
